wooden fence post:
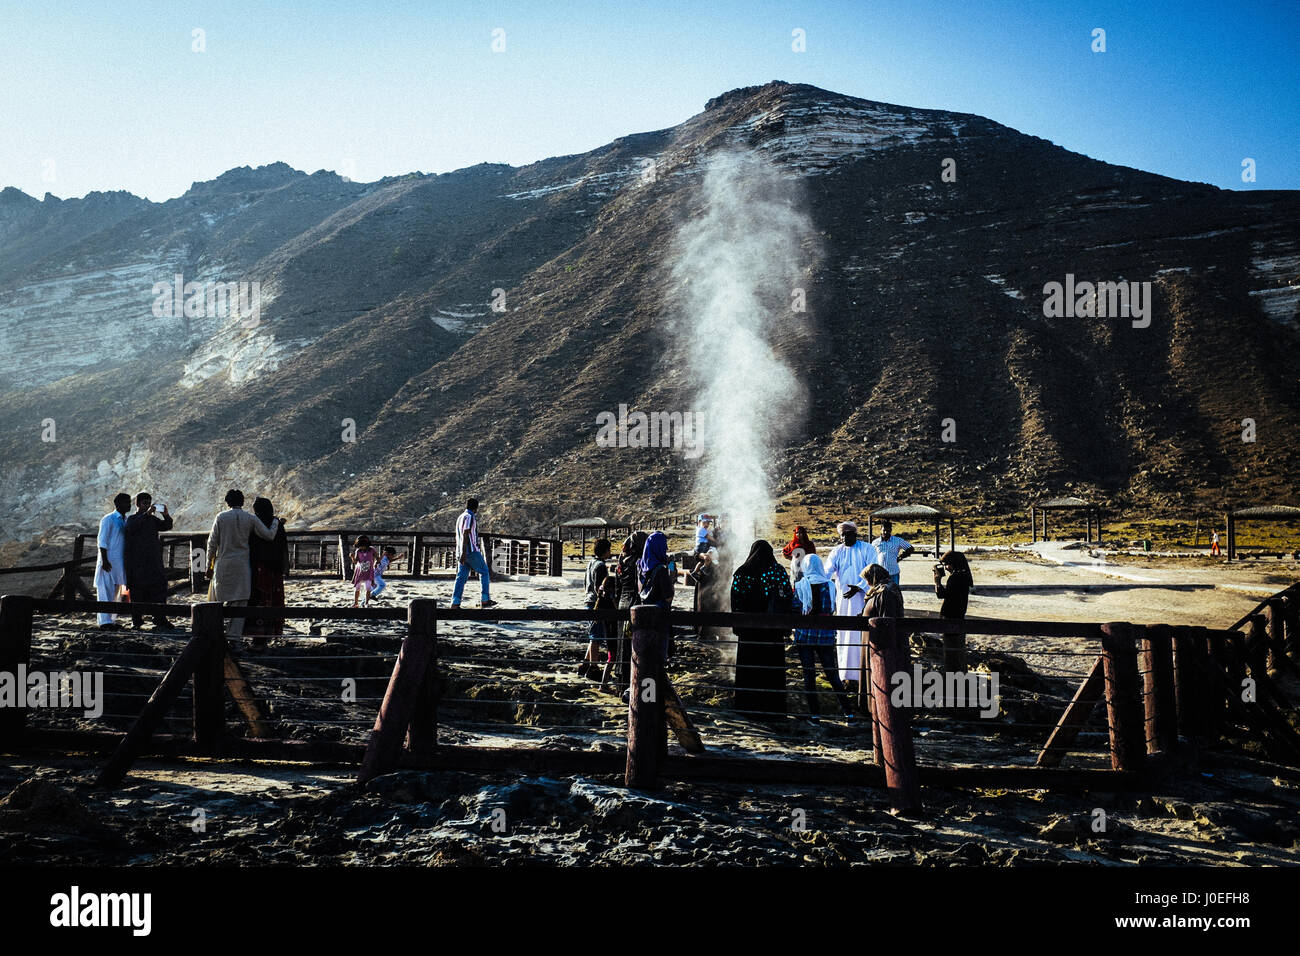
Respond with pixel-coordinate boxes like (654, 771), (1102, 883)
(189, 536), (206, 595)
(66, 536), (84, 601)
(223, 652), (273, 738)
(358, 597), (438, 783)
(191, 603), (227, 754)
(96, 625), (220, 788)
(1265, 599), (1288, 676)
(1036, 656), (1104, 767)
(867, 617), (921, 811)
(0, 594), (35, 748)
(1245, 615), (1269, 676)
(626, 604), (667, 789)
(1100, 622), (1145, 771)
(339, 534), (352, 581)
(1140, 624), (1178, 756)
(410, 534), (423, 579)
(405, 600), (439, 755)
(1172, 625), (1209, 743)
(1283, 593), (1299, 667)
(1202, 627), (1227, 744)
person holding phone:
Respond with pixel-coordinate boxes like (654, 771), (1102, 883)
(123, 492), (177, 631)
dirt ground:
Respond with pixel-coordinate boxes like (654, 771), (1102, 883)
(2, 552), (1298, 866)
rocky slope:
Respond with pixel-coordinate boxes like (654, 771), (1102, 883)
(0, 81), (1297, 543)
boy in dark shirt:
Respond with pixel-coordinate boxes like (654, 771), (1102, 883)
(580, 538), (614, 679)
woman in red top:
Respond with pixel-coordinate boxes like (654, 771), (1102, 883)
(781, 526), (815, 560)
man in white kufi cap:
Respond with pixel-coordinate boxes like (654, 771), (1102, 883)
(824, 520), (880, 687)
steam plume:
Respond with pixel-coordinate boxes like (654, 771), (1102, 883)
(671, 150), (818, 547)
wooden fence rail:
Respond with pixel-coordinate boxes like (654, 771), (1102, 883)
(3, 582), (1297, 803)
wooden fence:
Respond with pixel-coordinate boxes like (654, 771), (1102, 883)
(50, 528), (561, 599)
(4, 582), (1296, 812)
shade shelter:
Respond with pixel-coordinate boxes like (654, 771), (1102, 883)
(867, 505), (954, 558)
(1225, 504), (1300, 561)
(1029, 497), (1103, 543)
(555, 517), (632, 559)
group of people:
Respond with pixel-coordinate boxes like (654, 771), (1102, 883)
(579, 529), (675, 696)
(93, 491), (180, 631)
(94, 488), (291, 641)
(576, 515), (974, 721)
(94, 493), (495, 638)
(349, 536), (399, 607)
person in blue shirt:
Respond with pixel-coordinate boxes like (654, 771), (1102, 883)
(694, 514), (716, 555)
(871, 520), (915, 587)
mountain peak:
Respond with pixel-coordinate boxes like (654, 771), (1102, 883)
(704, 80), (822, 112)
(0, 186), (39, 207)
(184, 161), (306, 197)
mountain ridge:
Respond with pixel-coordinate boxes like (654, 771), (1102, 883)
(0, 80), (1296, 543)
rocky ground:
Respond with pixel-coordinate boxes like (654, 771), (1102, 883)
(2, 554), (1298, 866)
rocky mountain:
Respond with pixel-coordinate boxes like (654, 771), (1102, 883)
(0, 80), (1297, 543)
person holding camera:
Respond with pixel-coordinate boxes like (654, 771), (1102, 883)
(933, 550), (974, 672)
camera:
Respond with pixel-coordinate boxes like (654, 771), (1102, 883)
(933, 563), (945, 574)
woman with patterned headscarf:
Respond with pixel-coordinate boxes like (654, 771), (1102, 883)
(729, 539), (793, 717)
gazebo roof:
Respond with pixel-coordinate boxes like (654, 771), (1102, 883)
(870, 504), (951, 520)
(558, 517), (625, 528)
(1034, 496), (1095, 510)
(1230, 504), (1300, 519)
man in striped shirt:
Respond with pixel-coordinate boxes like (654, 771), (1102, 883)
(452, 497), (496, 608)
(871, 520), (915, 587)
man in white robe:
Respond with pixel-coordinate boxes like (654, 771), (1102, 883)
(824, 521), (880, 686)
(207, 489), (281, 638)
(94, 493), (131, 629)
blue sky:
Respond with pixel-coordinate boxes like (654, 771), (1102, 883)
(2, 0), (1296, 201)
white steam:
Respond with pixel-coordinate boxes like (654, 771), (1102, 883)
(671, 150), (817, 548)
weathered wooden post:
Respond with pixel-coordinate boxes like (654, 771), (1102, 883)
(339, 533), (352, 581)
(1140, 624), (1178, 756)
(1036, 656), (1104, 767)
(359, 598), (439, 783)
(1100, 622), (1145, 771)
(191, 602), (227, 754)
(867, 617), (921, 811)
(96, 625), (219, 787)
(410, 534), (423, 579)
(1265, 599), (1288, 676)
(1283, 592), (1299, 666)
(1201, 627), (1227, 744)
(0, 594), (35, 748)
(405, 600), (439, 755)
(1171, 625), (1211, 744)
(187, 534), (210, 596)
(625, 603), (668, 789)
(1245, 614), (1269, 676)
(66, 537), (85, 601)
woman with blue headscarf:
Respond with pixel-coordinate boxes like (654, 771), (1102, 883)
(637, 530), (675, 609)
(793, 554), (854, 720)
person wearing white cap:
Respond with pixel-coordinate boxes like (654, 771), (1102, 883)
(824, 521), (880, 689)
(694, 514), (716, 555)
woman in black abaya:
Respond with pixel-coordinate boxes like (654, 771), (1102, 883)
(729, 539), (793, 717)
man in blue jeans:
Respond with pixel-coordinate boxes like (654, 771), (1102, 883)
(452, 497), (497, 608)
